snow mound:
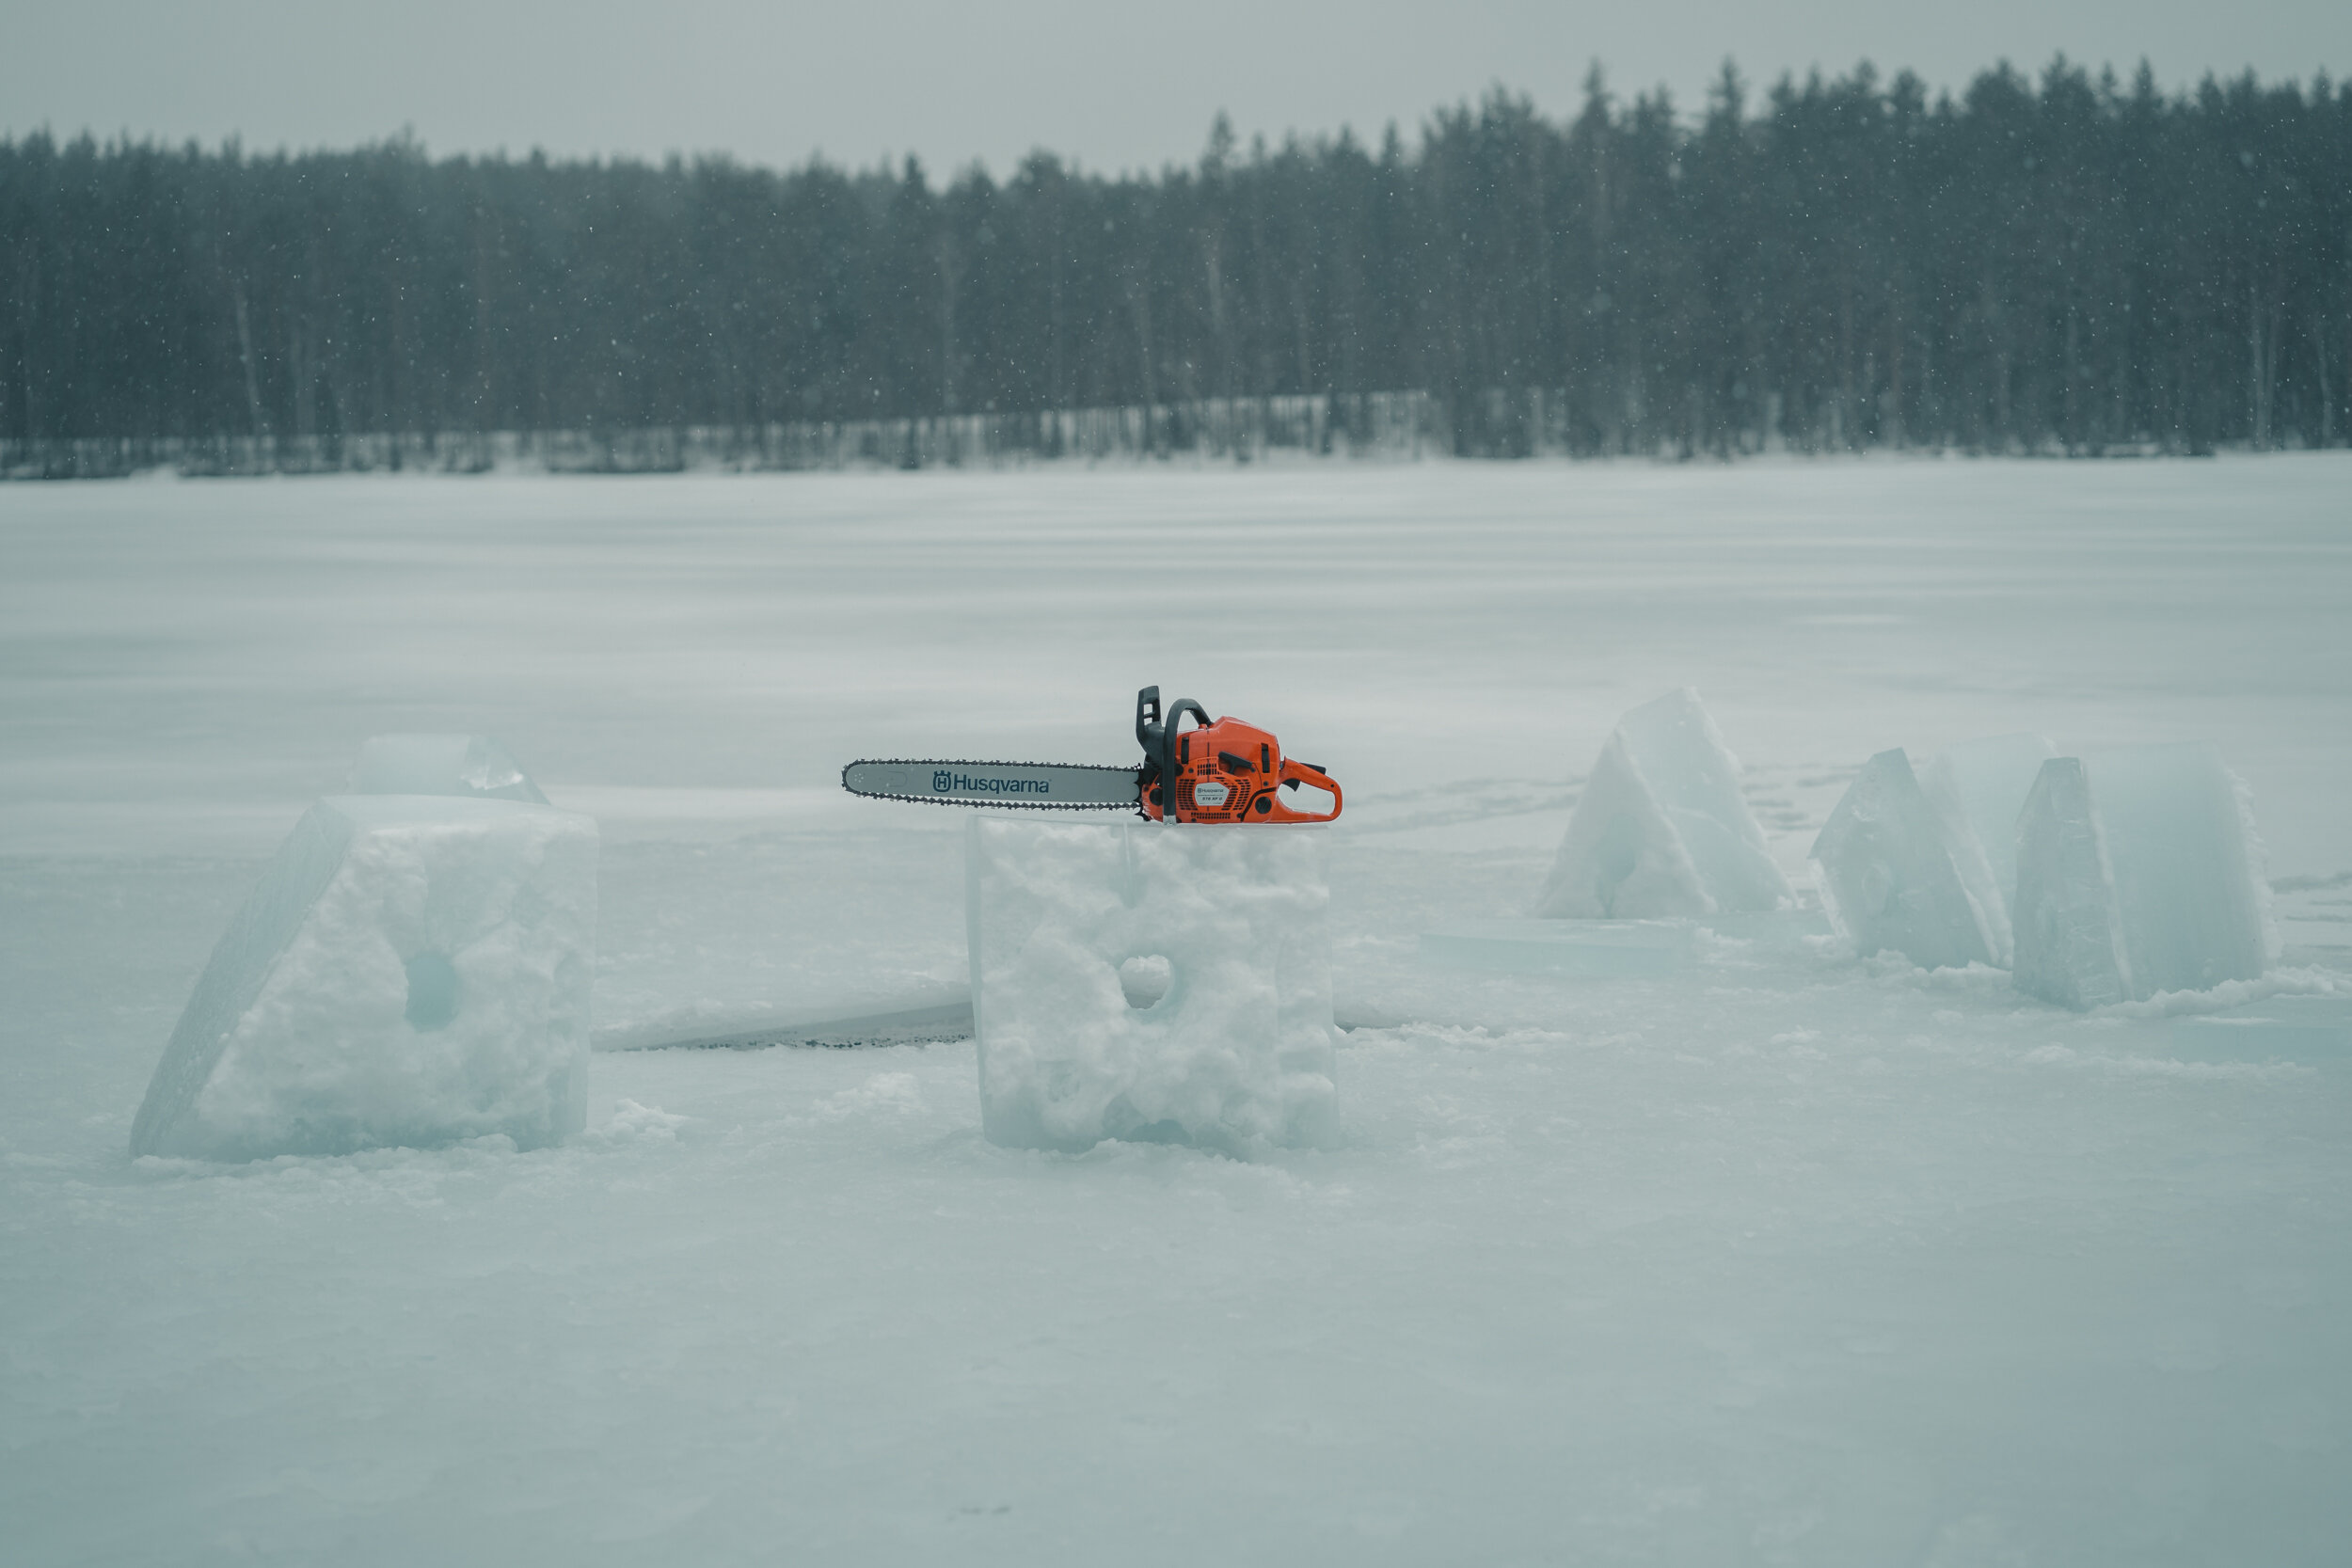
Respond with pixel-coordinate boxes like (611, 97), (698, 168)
(1916, 733), (2054, 966)
(1534, 688), (1790, 918)
(965, 816), (1337, 1156)
(347, 733), (549, 803)
(2012, 746), (2269, 1008)
(1810, 748), (1995, 971)
(129, 795), (596, 1161)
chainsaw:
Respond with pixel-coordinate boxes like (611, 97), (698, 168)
(842, 687), (1343, 823)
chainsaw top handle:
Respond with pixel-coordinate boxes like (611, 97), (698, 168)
(1135, 685), (1210, 800)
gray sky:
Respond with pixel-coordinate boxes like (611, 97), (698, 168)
(5, 0), (2346, 178)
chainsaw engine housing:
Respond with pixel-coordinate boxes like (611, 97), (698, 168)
(1136, 688), (1341, 824)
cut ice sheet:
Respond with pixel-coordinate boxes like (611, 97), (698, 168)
(2168, 993), (2352, 1060)
(1420, 919), (1692, 976)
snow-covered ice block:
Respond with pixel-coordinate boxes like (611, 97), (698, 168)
(965, 816), (1336, 1155)
(1810, 748), (1994, 971)
(348, 733), (549, 803)
(1917, 733), (2054, 965)
(1534, 688), (1791, 918)
(130, 795), (596, 1161)
(2011, 746), (2270, 1008)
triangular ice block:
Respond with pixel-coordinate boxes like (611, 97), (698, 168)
(2011, 746), (2269, 1008)
(1535, 689), (1790, 918)
(1810, 748), (1995, 971)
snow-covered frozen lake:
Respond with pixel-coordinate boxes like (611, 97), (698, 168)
(4, 455), (2349, 1564)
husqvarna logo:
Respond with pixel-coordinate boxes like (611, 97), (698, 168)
(932, 770), (1050, 795)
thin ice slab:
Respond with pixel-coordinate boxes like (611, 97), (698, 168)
(594, 987), (974, 1052)
(2169, 994), (2352, 1060)
(348, 733), (549, 803)
(1534, 688), (1790, 919)
(1916, 733), (2054, 965)
(131, 795), (596, 1161)
(1419, 919), (1692, 977)
(965, 816), (1336, 1156)
(1810, 748), (1994, 972)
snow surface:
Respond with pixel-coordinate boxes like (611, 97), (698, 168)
(131, 794), (596, 1161)
(966, 816), (1336, 1154)
(4, 455), (2351, 1563)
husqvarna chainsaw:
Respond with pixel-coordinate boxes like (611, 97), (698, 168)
(842, 687), (1343, 823)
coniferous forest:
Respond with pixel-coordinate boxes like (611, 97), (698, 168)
(4, 59), (2349, 471)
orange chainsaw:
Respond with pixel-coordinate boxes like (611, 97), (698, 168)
(841, 687), (1343, 823)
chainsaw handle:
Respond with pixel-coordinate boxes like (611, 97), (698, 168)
(1263, 757), (1343, 823)
(1135, 687), (1162, 752)
(1157, 698), (1211, 796)
(1136, 687), (1216, 818)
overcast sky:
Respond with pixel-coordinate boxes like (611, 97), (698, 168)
(4, 0), (2346, 178)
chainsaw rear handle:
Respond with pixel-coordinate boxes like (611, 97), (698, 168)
(1264, 757), (1343, 823)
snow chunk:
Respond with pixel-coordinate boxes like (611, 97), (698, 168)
(1534, 689), (1790, 918)
(130, 796), (596, 1161)
(1810, 748), (1994, 971)
(1916, 733), (2054, 965)
(2011, 746), (2268, 1008)
(965, 816), (1337, 1156)
(347, 734), (549, 803)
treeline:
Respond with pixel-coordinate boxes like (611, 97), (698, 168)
(4, 58), (2349, 466)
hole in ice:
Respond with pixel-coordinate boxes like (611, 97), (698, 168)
(1119, 955), (1173, 1009)
(405, 951), (460, 1031)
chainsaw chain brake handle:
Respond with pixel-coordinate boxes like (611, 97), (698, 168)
(1133, 685), (1341, 824)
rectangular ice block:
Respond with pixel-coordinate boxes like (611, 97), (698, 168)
(964, 816), (1337, 1155)
(131, 795), (596, 1161)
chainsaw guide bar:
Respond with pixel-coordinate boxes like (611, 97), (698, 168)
(839, 759), (1141, 810)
